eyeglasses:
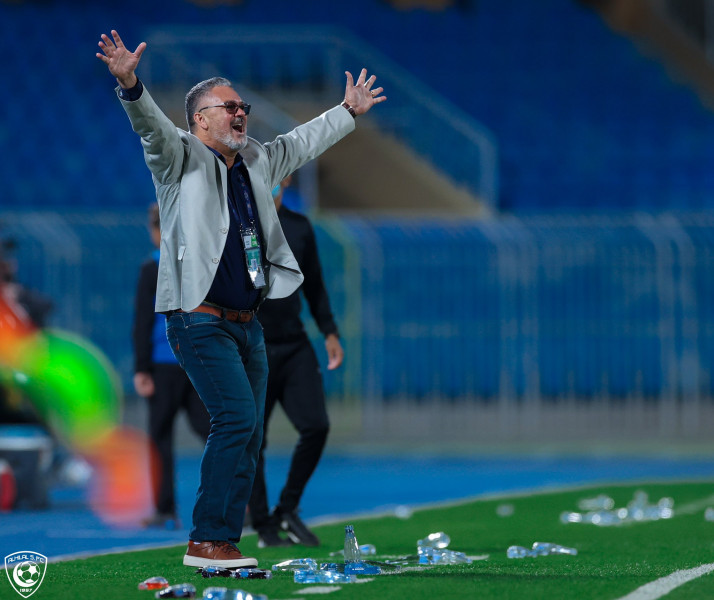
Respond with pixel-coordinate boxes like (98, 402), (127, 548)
(197, 101), (251, 116)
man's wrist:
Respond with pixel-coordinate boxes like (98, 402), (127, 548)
(341, 101), (357, 119)
(118, 78), (144, 102)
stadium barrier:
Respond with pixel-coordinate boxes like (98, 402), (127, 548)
(2, 211), (713, 442)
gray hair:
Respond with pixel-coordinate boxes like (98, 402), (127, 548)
(185, 76), (233, 132)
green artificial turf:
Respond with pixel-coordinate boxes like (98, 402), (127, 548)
(12, 481), (714, 600)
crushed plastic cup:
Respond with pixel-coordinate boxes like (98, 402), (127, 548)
(577, 494), (615, 511)
(362, 560), (403, 573)
(532, 542), (577, 556)
(586, 510), (621, 526)
(344, 562), (382, 575)
(417, 531), (451, 549)
(139, 576), (169, 590)
(705, 507), (714, 521)
(230, 592), (267, 600)
(271, 558), (318, 572)
(294, 569), (356, 584)
(506, 546), (529, 559)
(318, 561), (382, 575)
(507, 542), (577, 558)
(202, 590), (268, 600)
(418, 547), (472, 565)
(496, 503), (514, 517)
(155, 583), (196, 599)
(560, 511), (583, 524)
(562, 491), (674, 527)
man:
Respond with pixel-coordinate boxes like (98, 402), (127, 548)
(249, 176), (344, 548)
(96, 29), (385, 568)
(133, 203), (211, 529)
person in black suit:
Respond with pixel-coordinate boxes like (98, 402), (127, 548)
(248, 176), (344, 547)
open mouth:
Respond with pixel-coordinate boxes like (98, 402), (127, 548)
(232, 118), (245, 133)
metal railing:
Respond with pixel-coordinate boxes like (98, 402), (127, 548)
(3, 211), (713, 442)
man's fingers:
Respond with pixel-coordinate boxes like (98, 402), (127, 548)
(134, 42), (147, 60)
(345, 70), (354, 88)
(356, 67), (367, 85)
(111, 29), (124, 48)
(371, 86), (384, 97)
(95, 52), (110, 64)
(100, 34), (115, 51)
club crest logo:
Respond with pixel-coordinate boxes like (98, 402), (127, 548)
(4, 551), (47, 598)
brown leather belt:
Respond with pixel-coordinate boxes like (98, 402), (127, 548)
(179, 303), (255, 323)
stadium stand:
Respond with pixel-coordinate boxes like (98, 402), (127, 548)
(2, 0), (714, 211)
(3, 0), (714, 441)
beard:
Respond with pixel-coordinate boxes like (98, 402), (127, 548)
(217, 129), (247, 151)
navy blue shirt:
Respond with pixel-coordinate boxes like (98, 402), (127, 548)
(204, 152), (265, 311)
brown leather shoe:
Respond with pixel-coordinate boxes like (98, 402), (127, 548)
(182, 540), (258, 568)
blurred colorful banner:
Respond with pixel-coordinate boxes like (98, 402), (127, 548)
(0, 291), (154, 525)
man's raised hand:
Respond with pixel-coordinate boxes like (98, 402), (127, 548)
(344, 68), (386, 116)
(96, 30), (146, 89)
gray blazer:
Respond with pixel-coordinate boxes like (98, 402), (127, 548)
(118, 85), (355, 313)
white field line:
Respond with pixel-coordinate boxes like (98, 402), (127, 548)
(615, 562), (714, 600)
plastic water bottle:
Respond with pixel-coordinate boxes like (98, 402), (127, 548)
(138, 576), (169, 590)
(155, 583), (196, 598)
(344, 525), (361, 564)
(199, 566), (232, 578)
(294, 570), (356, 584)
(232, 568), (272, 580)
(202, 588), (228, 600)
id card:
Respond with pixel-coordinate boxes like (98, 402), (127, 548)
(241, 225), (266, 289)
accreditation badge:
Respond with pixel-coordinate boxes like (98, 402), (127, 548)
(241, 224), (266, 289)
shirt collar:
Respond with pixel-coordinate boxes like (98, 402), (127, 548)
(205, 145), (243, 167)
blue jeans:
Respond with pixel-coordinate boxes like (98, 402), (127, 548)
(166, 311), (268, 542)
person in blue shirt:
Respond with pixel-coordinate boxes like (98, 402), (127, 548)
(133, 203), (211, 529)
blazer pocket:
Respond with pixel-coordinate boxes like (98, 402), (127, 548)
(178, 245), (186, 261)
